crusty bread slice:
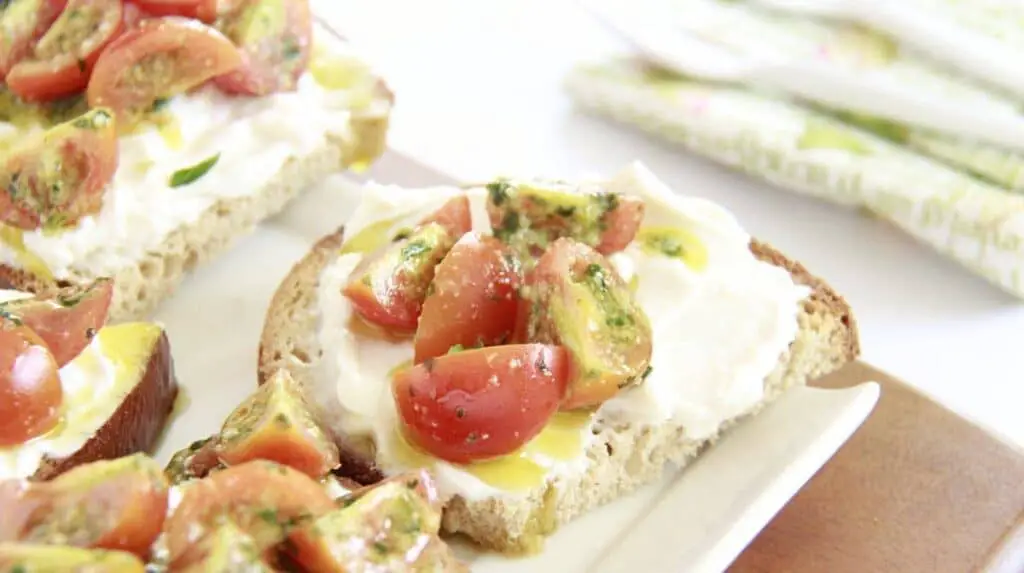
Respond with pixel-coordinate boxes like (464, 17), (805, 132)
(0, 81), (392, 324)
(34, 328), (178, 481)
(257, 225), (859, 553)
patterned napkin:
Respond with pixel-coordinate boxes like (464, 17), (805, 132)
(565, 0), (1024, 298)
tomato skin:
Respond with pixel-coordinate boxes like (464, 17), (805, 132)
(165, 460), (334, 567)
(6, 0), (124, 102)
(0, 321), (62, 447)
(392, 344), (568, 464)
(485, 180), (645, 256)
(0, 108), (118, 231)
(2, 279), (114, 367)
(213, 0), (312, 96)
(0, 0), (68, 80)
(530, 239), (653, 410)
(1, 455), (169, 557)
(87, 16), (243, 121)
(597, 195), (645, 254)
(343, 223), (456, 335)
(413, 233), (522, 363)
(132, 0), (216, 20)
(214, 370), (340, 479)
(420, 195), (472, 239)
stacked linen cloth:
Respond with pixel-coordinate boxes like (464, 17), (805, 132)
(565, 0), (1024, 298)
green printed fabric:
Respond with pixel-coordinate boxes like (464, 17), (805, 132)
(565, 0), (1024, 298)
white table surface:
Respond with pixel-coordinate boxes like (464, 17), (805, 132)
(318, 0), (1024, 448)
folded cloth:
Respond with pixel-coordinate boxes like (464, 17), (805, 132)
(565, 0), (1024, 298)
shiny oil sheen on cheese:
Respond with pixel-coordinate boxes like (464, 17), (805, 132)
(0, 32), (383, 280)
(314, 163), (808, 502)
(0, 291), (166, 479)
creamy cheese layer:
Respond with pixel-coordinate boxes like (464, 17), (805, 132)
(314, 163), (808, 501)
(0, 34), (381, 278)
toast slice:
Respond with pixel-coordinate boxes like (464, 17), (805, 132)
(257, 180), (859, 553)
(0, 41), (392, 323)
(0, 286), (179, 481)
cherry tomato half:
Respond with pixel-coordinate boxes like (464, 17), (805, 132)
(392, 344), (568, 464)
(87, 16), (243, 121)
(530, 238), (652, 410)
(213, 0), (312, 96)
(0, 0), (68, 80)
(164, 460), (334, 567)
(343, 223), (456, 335)
(6, 0), (124, 102)
(22, 455), (169, 556)
(413, 233), (522, 363)
(0, 108), (118, 231)
(1, 279), (113, 367)
(0, 320), (62, 447)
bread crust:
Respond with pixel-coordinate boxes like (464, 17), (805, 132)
(257, 223), (860, 551)
(34, 330), (179, 481)
(0, 79), (392, 323)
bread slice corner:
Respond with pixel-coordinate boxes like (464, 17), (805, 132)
(257, 221), (859, 552)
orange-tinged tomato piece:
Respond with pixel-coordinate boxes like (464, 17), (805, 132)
(343, 222), (456, 334)
(287, 478), (447, 572)
(215, 369), (340, 479)
(0, 544), (146, 572)
(6, 0), (124, 102)
(132, 0), (215, 20)
(165, 460), (334, 567)
(213, 0), (311, 96)
(0, 0), (68, 79)
(2, 455), (169, 557)
(0, 320), (62, 447)
(413, 233), (522, 363)
(0, 107), (118, 231)
(485, 179), (645, 256)
(87, 16), (243, 122)
(1, 279), (113, 367)
(419, 195), (472, 238)
(175, 520), (274, 573)
(529, 238), (653, 410)
(392, 344), (568, 464)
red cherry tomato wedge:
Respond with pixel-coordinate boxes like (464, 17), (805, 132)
(392, 344), (569, 464)
(413, 233), (522, 363)
(6, 0), (124, 102)
(165, 460), (334, 567)
(131, 0), (215, 20)
(343, 223), (456, 335)
(0, 108), (117, 231)
(597, 195), (646, 254)
(419, 195), (472, 239)
(213, 0), (312, 96)
(0, 320), (62, 447)
(0, 0), (68, 79)
(1, 455), (169, 557)
(1, 279), (114, 367)
(87, 17), (243, 122)
(530, 238), (653, 410)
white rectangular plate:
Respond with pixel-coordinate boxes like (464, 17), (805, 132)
(152, 152), (879, 573)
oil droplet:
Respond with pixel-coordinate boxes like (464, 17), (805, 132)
(339, 217), (400, 255)
(637, 226), (709, 271)
(0, 226), (53, 281)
